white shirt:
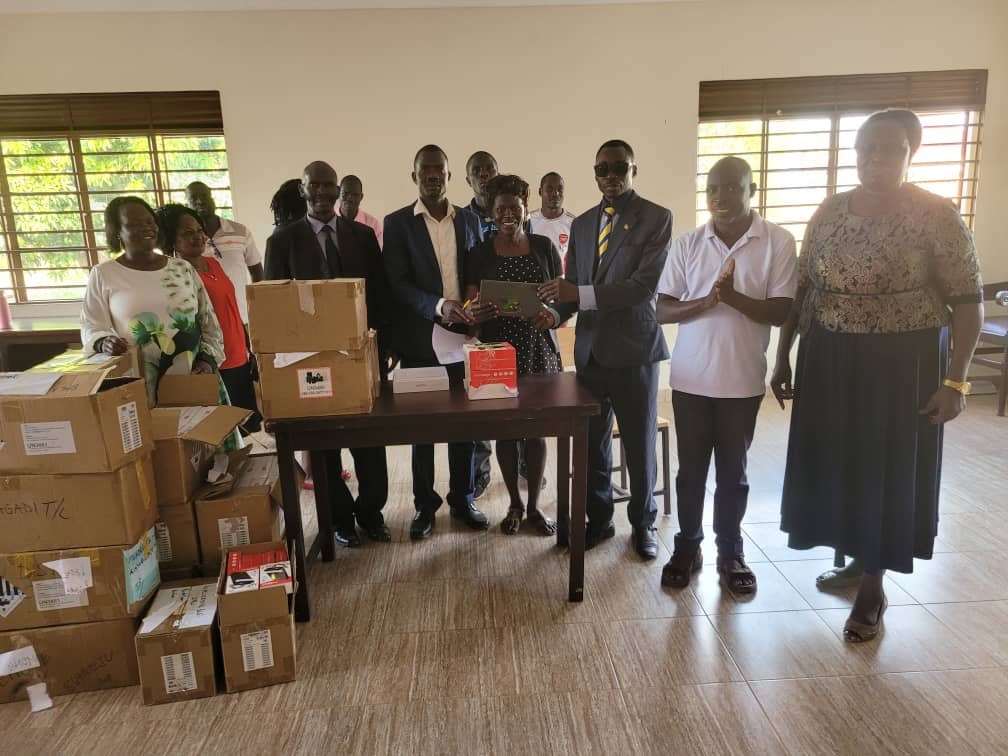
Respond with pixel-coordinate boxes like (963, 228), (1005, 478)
(202, 217), (261, 323)
(413, 200), (459, 313)
(658, 213), (798, 398)
(337, 207), (383, 249)
(529, 209), (575, 266)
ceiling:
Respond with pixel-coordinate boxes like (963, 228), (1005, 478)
(0, 0), (685, 12)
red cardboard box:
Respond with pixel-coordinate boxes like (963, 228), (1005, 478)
(464, 342), (518, 400)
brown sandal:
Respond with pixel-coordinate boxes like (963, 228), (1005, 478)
(524, 509), (556, 536)
(717, 556), (757, 594)
(500, 507), (523, 535)
(661, 548), (703, 588)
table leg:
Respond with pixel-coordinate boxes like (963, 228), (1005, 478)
(277, 433), (311, 622)
(568, 419), (587, 602)
(556, 434), (570, 548)
(311, 451), (335, 562)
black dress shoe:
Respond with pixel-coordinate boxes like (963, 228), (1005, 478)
(633, 526), (659, 560)
(585, 522), (616, 550)
(334, 527), (361, 547)
(410, 509), (435, 540)
(360, 520), (392, 542)
(450, 502), (490, 530)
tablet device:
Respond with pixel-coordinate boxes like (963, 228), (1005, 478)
(479, 279), (544, 318)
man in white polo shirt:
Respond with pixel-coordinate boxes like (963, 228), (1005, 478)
(656, 156), (797, 594)
(528, 172), (575, 269)
(186, 181), (263, 324)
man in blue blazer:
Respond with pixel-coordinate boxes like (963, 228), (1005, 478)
(540, 139), (672, 560)
(383, 145), (489, 540)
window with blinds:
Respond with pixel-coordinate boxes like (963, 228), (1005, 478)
(695, 70), (987, 247)
(0, 91), (232, 302)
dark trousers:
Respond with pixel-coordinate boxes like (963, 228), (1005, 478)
(326, 447), (388, 532)
(402, 357), (475, 511)
(220, 361), (261, 433)
(578, 358), (660, 530)
(671, 390), (762, 559)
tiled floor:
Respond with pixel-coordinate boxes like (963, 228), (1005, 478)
(2, 392), (1006, 754)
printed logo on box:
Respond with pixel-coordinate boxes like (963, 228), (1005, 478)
(297, 367), (333, 399)
(0, 577), (26, 618)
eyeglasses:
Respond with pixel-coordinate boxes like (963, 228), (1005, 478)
(593, 161), (632, 178)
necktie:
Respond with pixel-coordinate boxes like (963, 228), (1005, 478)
(321, 225), (342, 277)
(597, 205), (615, 257)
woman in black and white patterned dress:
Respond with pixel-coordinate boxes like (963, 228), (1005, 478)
(465, 174), (563, 536)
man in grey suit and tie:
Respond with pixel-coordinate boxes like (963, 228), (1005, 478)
(539, 139), (672, 559)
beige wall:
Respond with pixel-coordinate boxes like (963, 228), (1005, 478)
(2, 0), (1006, 292)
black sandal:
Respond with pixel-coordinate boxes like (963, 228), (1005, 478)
(661, 547), (703, 588)
(717, 556), (757, 594)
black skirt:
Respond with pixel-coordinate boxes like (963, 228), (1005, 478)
(780, 323), (948, 573)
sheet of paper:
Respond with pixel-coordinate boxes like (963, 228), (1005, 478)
(272, 352), (319, 369)
(432, 324), (478, 366)
(41, 557), (93, 595)
(0, 372), (61, 396)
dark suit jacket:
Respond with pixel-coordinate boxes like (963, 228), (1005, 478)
(382, 203), (479, 363)
(263, 215), (392, 349)
(555, 190), (672, 370)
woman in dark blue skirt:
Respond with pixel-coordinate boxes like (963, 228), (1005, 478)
(771, 109), (983, 643)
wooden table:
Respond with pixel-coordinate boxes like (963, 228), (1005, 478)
(0, 317), (82, 371)
(265, 372), (599, 622)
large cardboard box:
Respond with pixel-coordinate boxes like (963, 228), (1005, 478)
(0, 454), (157, 553)
(247, 278), (368, 353)
(156, 374), (222, 408)
(464, 342), (518, 400)
(0, 374), (152, 474)
(258, 330), (380, 419)
(151, 405), (250, 506)
(135, 580), (219, 705)
(0, 527), (160, 632)
(0, 617), (139, 703)
(217, 541), (295, 693)
(28, 347), (141, 380)
(155, 501), (201, 569)
(195, 455), (285, 567)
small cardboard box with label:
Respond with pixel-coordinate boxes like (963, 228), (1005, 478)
(247, 278), (368, 353)
(0, 617), (140, 704)
(0, 373), (152, 475)
(0, 453), (157, 553)
(28, 346), (141, 381)
(257, 330), (380, 419)
(151, 405), (251, 507)
(464, 342), (518, 400)
(155, 501), (201, 571)
(195, 454), (286, 567)
(217, 540), (295, 693)
(135, 579), (219, 706)
(0, 526), (161, 632)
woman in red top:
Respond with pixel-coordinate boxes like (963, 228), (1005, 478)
(156, 203), (260, 431)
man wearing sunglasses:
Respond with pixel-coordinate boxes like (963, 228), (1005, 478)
(539, 139), (672, 560)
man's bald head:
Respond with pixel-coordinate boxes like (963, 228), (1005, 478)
(301, 161), (339, 221)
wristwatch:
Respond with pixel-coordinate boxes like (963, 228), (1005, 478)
(942, 378), (971, 395)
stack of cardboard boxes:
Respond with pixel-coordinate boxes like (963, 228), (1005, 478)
(0, 369), (160, 705)
(247, 278), (380, 418)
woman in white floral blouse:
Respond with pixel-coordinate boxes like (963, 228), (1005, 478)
(771, 109), (983, 643)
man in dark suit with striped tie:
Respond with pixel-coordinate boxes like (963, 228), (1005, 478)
(264, 160), (391, 547)
(540, 139), (672, 560)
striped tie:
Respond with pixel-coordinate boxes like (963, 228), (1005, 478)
(597, 205), (615, 256)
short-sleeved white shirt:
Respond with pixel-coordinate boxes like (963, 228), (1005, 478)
(202, 217), (261, 323)
(529, 209), (575, 264)
(658, 213), (798, 398)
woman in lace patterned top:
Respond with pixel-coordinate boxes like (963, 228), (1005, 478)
(771, 109), (983, 643)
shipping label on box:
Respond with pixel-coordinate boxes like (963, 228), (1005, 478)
(258, 331), (378, 419)
(0, 455), (157, 553)
(135, 580), (219, 706)
(464, 342), (518, 400)
(247, 278), (368, 353)
(0, 375), (152, 474)
(155, 502), (201, 568)
(0, 527), (161, 632)
(0, 618), (140, 703)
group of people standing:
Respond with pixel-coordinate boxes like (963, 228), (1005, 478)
(80, 107), (984, 644)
